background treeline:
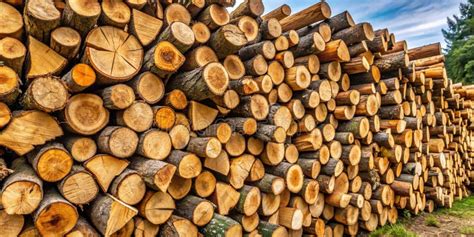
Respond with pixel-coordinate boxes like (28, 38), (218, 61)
(443, 0), (474, 83)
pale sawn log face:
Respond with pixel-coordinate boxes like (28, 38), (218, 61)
(0, 0), (472, 236)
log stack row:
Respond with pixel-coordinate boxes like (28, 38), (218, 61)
(0, 0), (473, 236)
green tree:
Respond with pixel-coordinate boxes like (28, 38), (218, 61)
(442, 0), (474, 83)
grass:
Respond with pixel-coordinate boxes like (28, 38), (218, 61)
(436, 195), (474, 218)
(369, 196), (474, 236)
(369, 223), (417, 237)
(424, 215), (440, 227)
(460, 226), (474, 235)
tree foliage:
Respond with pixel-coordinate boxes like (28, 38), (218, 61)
(442, 0), (474, 83)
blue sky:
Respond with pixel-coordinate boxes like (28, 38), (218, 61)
(233, 0), (466, 49)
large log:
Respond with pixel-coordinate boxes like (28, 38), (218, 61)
(279, 2), (331, 32)
(84, 26), (143, 84)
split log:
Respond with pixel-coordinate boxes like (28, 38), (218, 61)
(26, 36), (67, 79)
(188, 101), (218, 131)
(129, 9), (163, 47)
(89, 194), (138, 236)
(84, 154), (129, 192)
(129, 156), (176, 192)
(160, 215), (198, 236)
(211, 182), (240, 215)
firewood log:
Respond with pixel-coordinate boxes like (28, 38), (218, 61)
(109, 168), (146, 205)
(160, 215), (198, 236)
(23, 0), (60, 42)
(158, 22), (195, 53)
(84, 154), (129, 192)
(0, 37), (26, 76)
(317, 39), (350, 63)
(1, 158), (42, 215)
(26, 143), (72, 182)
(89, 194), (137, 236)
(26, 36), (67, 79)
(61, 64), (96, 93)
(279, 2), (331, 32)
(58, 165), (99, 205)
(62, 0), (101, 37)
(168, 62), (229, 101)
(84, 26), (143, 83)
(33, 189), (78, 236)
(100, 0), (131, 28)
(0, 66), (20, 105)
(262, 4), (291, 21)
(50, 27), (81, 60)
(210, 182), (240, 215)
(134, 217), (159, 237)
(0, 2), (23, 40)
(129, 9), (163, 47)
(163, 3), (192, 26)
(290, 32), (325, 58)
(230, 0), (264, 19)
(201, 214), (243, 237)
(97, 126), (138, 158)
(192, 170), (216, 199)
(209, 24), (248, 59)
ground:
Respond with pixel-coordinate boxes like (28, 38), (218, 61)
(368, 196), (474, 237)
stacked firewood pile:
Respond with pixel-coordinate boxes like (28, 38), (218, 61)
(0, 0), (473, 236)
